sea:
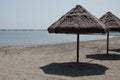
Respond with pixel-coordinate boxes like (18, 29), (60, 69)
(0, 30), (119, 46)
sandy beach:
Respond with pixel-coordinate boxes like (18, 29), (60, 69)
(0, 37), (120, 80)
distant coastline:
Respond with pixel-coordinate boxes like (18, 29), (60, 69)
(0, 29), (47, 31)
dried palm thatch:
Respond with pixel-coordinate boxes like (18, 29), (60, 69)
(47, 5), (107, 63)
(100, 12), (120, 32)
(100, 12), (120, 55)
(48, 5), (106, 34)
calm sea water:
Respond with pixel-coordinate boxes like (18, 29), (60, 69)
(0, 30), (118, 46)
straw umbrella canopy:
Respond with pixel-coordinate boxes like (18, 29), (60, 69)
(48, 5), (106, 63)
(100, 12), (120, 54)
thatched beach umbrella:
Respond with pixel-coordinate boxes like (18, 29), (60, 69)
(100, 12), (120, 54)
(48, 5), (106, 63)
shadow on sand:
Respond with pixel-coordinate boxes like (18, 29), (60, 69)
(40, 62), (108, 77)
(110, 48), (120, 52)
(86, 54), (120, 60)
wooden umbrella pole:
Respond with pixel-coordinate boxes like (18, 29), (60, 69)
(107, 31), (109, 55)
(77, 34), (79, 63)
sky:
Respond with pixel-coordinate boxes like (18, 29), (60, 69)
(0, 0), (120, 29)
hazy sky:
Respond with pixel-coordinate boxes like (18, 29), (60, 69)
(0, 0), (120, 29)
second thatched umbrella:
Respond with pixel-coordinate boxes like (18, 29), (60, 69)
(48, 5), (106, 63)
(100, 12), (120, 54)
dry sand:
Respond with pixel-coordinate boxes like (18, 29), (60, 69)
(0, 37), (120, 80)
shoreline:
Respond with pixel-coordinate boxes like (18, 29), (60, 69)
(0, 36), (114, 47)
(1, 30), (118, 46)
